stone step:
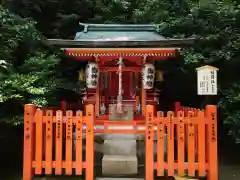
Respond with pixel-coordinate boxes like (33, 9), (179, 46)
(102, 155), (138, 175)
(109, 104), (133, 121)
(101, 134), (143, 140)
(103, 140), (136, 155)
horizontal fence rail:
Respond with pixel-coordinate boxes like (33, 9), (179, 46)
(23, 104), (218, 180)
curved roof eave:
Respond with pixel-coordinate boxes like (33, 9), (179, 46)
(46, 24), (196, 48)
(46, 38), (195, 48)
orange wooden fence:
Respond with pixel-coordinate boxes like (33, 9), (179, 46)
(23, 104), (218, 180)
(174, 101), (201, 163)
(146, 105), (218, 180)
(23, 104), (94, 180)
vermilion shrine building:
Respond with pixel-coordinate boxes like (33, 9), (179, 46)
(47, 23), (193, 116)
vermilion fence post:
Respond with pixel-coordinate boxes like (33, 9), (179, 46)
(60, 101), (67, 110)
(174, 102), (181, 113)
(187, 112), (195, 176)
(86, 104), (94, 180)
(157, 111), (164, 176)
(55, 110), (63, 175)
(35, 109), (43, 175)
(23, 104), (36, 180)
(65, 110), (73, 175)
(75, 110), (83, 175)
(167, 111), (174, 176)
(198, 110), (206, 176)
(145, 105), (154, 180)
(177, 111), (185, 176)
(206, 105), (218, 180)
(45, 110), (53, 174)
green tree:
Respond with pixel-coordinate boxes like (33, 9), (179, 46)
(0, 6), (81, 124)
(3, 0), (240, 143)
(136, 0), (240, 143)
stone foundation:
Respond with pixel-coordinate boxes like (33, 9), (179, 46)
(102, 155), (138, 175)
(102, 104), (138, 175)
(103, 140), (136, 155)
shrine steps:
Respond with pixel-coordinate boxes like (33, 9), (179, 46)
(102, 105), (138, 175)
(102, 137), (138, 175)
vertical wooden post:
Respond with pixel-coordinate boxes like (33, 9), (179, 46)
(65, 110), (73, 175)
(136, 96), (139, 105)
(45, 110), (53, 175)
(157, 111), (165, 176)
(55, 110), (63, 175)
(187, 112), (195, 177)
(206, 105), (218, 180)
(75, 110), (83, 175)
(167, 112), (174, 176)
(95, 75), (100, 116)
(198, 110), (206, 176)
(145, 105), (154, 180)
(105, 72), (109, 114)
(23, 104), (36, 180)
(60, 101), (67, 110)
(129, 72), (133, 96)
(35, 109), (43, 175)
(174, 102), (181, 113)
(86, 104), (95, 180)
(141, 87), (146, 116)
(177, 111), (185, 176)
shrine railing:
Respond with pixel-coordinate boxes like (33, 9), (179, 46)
(23, 104), (218, 180)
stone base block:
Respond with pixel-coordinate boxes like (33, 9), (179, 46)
(104, 140), (136, 155)
(109, 104), (133, 121)
(103, 134), (138, 140)
(102, 155), (138, 175)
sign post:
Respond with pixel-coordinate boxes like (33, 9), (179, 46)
(196, 65), (218, 96)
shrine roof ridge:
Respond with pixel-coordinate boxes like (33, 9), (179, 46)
(79, 22), (159, 32)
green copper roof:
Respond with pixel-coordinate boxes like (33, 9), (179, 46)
(75, 23), (165, 41)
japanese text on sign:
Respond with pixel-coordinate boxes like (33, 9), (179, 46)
(197, 66), (218, 95)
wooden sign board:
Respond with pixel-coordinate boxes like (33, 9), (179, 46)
(196, 65), (218, 95)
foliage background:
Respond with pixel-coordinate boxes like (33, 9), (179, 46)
(1, 0), (240, 143)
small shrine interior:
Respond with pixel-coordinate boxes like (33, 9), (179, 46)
(47, 23), (193, 120)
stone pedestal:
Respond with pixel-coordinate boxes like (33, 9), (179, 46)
(109, 104), (134, 120)
(103, 140), (136, 155)
(102, 104), (138, 175)
(102, 154), (138, 175)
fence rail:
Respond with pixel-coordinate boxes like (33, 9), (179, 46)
(23, 104), (218, 180)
